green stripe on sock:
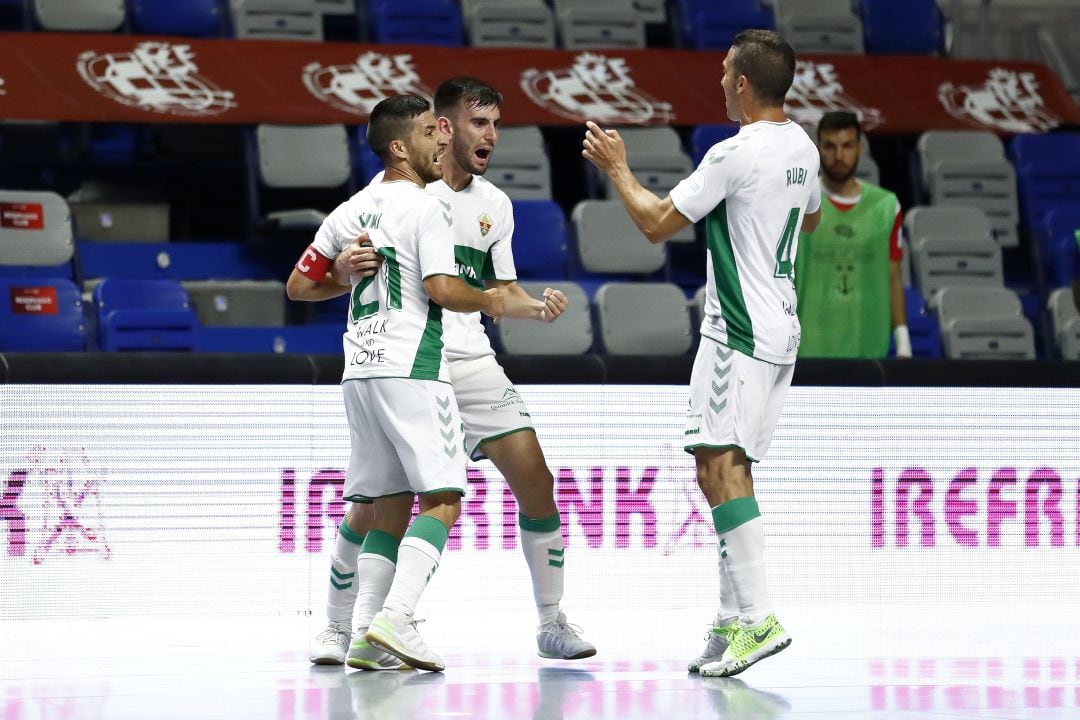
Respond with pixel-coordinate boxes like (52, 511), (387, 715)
(711, 497), (761, 534)
(339, 519), (366, 546)
(360, 529), (400, 564)
(406, 515), (450, 554)
(518, 512), (560, 533)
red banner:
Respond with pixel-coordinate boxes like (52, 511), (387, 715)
(1, 32), (1077, 134)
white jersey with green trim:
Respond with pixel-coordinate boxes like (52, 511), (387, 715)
(426, 176), (517, 361)
(311, 180), (458, 382)
(669, 120), (821, 365)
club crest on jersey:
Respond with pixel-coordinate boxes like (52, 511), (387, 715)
(478, 212), (493, 237)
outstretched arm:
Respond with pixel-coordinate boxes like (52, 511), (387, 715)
(487, 280), (567, 322)
(582, 120), (691, 244)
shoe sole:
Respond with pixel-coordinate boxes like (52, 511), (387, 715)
(365, 628), (445, 673)
(699, 636), (792, 678)
(538, 647), (597, 660)
(309, 656), (345, 666)
(345, 657), (411, 671)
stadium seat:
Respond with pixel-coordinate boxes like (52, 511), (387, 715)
(93, 278), (198, 352)
(856, 0), (943, 54)
(129, 0), (225, 36)
(248, 124), (353, 233)
(1041, 208), (1080, 289)
(181, 280), (286, 326)
(230, 0), (323, 41)
(773, 0), (864, 54)
(594, 282), (692, 355)
(33, 0), (125, 31)
(692, 284), (706, 329)
(1047, 287), (1080, 360)
(353, 127), (383, 186)
(368, 0), (464, 46)
(855, 154), (880, 186)
(903, 286), (942, 358)
(495, 281), (592, 354)
(910, 235), (1003, 298)
(905, 206), (995, 246)
(934, 286), (1035, 360)
(1009, 133), (1080, 233)
(465, 0), (556, 48)
(512, 201), (569, 279)
(555, 2), (645, 49)
(673, 0), (773, 50)
(486, 128), (552, 200)
(691, 124), (740, 166)
(0, 190), (76, 280)
(571, 200), (665, 275)
(917, 131), (1019, 247)
(78, 241), (273, 282)
(0, 278), (86, 351)
(197, 323), (343, 353)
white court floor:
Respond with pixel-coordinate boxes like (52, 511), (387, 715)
(2, 605), (1078, 720)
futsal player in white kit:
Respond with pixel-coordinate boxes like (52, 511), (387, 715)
(287, 95), (504, 672)
(583, 30), (822, 677)
(310, 78), (596, 667)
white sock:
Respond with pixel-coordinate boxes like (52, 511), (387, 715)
(354, 530), (399, 630)
(326, 520), (364, 625)
(712, 497), (773, 624)
(715, 546), (739, 626)
(519, 513), (564, 626)
(382, 516), (447, 619)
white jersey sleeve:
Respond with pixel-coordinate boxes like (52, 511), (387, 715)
(416, 198), (458, 280)
(487, 195), (517, 282)
(806, 176), (822, 214)
(669, 141), (755, 224)
(312, 199), (362, 260)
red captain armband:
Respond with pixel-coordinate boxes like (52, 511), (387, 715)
(294, 245), (331, 280)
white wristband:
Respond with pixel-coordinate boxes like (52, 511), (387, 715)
(893, 325), (912, 358)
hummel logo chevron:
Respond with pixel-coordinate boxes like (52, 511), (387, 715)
(436, 396), (450, 410)
(710, 398), (727, 414)
(438, 412), (453, 426)
(443, 445), (457, 458)
(711, 380), (728, 396)
(714, 364), (730, 379)
(440, 428), (454, 442)
(716, 347), (733, 361)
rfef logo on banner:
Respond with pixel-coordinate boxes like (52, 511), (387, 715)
(938, 68), (1061, 133)
(786, 60), (884, 133)
(302, 52), (433, 116)
(9, 286), (59, 315)
(76, 42), (236, 117)
(521, 52), (674, 125)
(0, 202), (44, 230)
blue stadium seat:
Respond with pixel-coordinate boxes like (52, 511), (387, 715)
(354, 126), (383, 185)
(673, 0), (773, 50)
(78, 241), (273, 281)
(0, 278), (86, 351)
(128, 0), (224, 36)
(198, 323), (343, 353)
(512, 200), (569, 280)
(690, 124), (740, 165)
(857, 0), (943, 54)
(1043, 208), (1080, 289)
(367, 0), (463, 46)
(903, 286), (942, 358)
(93, 278), (197, 351)
(1009, 133), (1080, 231)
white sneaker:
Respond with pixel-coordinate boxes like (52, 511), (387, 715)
(310, 621), (351, 665)
(365, 611), (445, 672)
(688, 617), (739, 673)
(346, 632), (412, 672)
(537, 612), (597, 660)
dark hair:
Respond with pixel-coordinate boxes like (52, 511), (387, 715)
(817, 111), (863, 141)
(366, 95), (431, 159)
(729, 29), (796, 107)
(433, 76), (502, 117)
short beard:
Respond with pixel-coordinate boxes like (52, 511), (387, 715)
(822, 164), (857, 184)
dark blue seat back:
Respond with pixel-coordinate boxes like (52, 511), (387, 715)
(92, 278), (197, 351)
(512, 200), (569, 280)
(857, 0), (943, 54)
(0, 278), (86, 351)
(129, 0), (224, 36)
(368, 0), (463, 46)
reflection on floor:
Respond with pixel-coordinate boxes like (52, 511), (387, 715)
(2, 606), (1078, 720)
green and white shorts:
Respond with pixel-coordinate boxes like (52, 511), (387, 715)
(448, 355), (535, 461)
(341, 378), (466, 502)
(683, 336), (794, 463)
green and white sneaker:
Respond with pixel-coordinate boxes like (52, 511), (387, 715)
(687, 618), (740, 673)
(346, 634), (412, 672)
(365, 611), (445, 672)
(699, 615), (791, 677)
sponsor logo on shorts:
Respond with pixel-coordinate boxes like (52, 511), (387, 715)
(489, 387), (524, 411)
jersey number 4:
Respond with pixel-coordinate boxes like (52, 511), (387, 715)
(350, 249), (401, 322)
(773, 208), (799, 281)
